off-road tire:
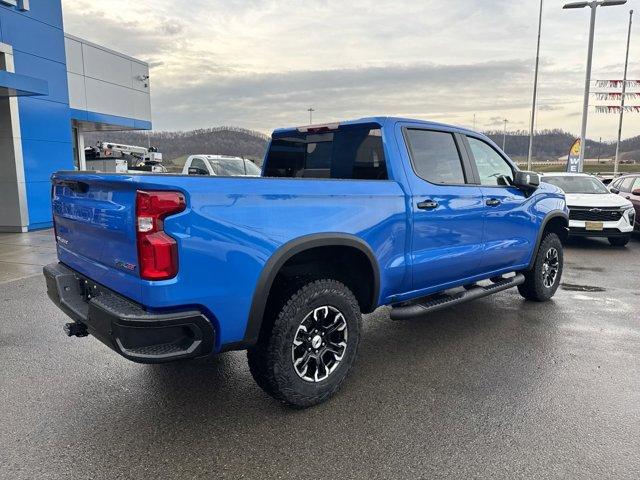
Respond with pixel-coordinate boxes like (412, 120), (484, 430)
(247, 279), (361, 408)
(518, 232), (563, 302)
(608, 235), (631, 247)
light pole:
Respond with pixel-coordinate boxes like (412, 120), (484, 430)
(502, 118), (508, 151)
(307, 107), (315, 125)
(528, 0), (544, 171)
(614, 9), (633, 175)
(563, 0), (628, 172)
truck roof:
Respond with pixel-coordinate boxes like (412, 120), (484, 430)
(272, 116), (477, 137)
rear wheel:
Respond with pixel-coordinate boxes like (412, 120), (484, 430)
(247, 279), (361, 408)
(608, 235), (630, 247)
(518, 232), (563, 302)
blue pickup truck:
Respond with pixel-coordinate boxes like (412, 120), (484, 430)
(45, 117), (568, 407)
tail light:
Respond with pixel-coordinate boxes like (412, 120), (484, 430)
(136, 190), (186, 280)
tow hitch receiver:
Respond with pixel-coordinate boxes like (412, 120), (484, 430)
(64, 322), (88, 337)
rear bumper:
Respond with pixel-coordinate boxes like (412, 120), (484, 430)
(44, 262), (215, 363)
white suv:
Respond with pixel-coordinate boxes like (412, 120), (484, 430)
(541, 173), (635, 247)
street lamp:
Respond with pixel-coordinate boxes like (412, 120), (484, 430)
(563, 0), (627, 172)
(527, 0), (544, 171)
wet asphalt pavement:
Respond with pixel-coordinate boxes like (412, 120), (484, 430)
(1, 236), (639, 479)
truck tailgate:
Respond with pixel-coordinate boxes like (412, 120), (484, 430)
(52, 174), (140, 293)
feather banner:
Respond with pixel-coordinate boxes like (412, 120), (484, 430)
(595, 105), (640, 113)
(595, 80), (640, 88)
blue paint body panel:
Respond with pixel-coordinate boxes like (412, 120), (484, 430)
(50, 118), (568, 353)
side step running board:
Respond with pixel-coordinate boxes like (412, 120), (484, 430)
(390, 273), (525, 321)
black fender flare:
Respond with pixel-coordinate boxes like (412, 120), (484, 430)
(229, 233), (380, 351)
(527, 211), (569, 270)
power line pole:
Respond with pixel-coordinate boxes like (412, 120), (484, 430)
(307, 107), (315, 125)
(614, 9), (634, 175)
(502, 118), (508, 151)
(528, 0), (544, 171)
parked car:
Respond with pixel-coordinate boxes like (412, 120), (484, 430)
(541, 173), (635, 246)
(182, 154), (261, 176)
(609, 174), (640, 231)
(44, 117), (568, 407)
(595, 172), (624, 186)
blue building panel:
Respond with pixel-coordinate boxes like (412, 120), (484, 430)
(0, 6), (65, 63)
(17, 0), (64, 29)
(12, 50), (68, 103)
(18, 96), (72, 142)
(21, 138), (73, 182)
(1, 1), (152, 231)
(25, 180), (57, 227)
(0, 69), (48, 96)
(69, 108), (152, 131)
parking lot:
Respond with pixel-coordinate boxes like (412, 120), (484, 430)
(1, 231), (639, 479)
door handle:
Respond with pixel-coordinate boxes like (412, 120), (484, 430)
(486, 198), (501, 207)
(417, 200), (439, 210)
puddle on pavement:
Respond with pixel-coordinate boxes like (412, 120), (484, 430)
(561, 283), (606, 292)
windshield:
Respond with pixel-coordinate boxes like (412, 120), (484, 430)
(211, 158), (246, 176)
(542, 175), (609, 194)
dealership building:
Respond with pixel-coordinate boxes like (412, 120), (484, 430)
(0, 0), (152, 232)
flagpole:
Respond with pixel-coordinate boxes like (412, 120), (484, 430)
(614, 9), (633, 175)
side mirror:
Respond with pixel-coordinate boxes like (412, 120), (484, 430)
(610, 187), (620, 195)
(513, 170), (540, 193)
(632, 188), (640, 196)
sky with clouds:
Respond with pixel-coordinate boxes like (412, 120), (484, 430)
(61, 0), (639, 140)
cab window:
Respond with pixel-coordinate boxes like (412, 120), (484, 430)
(467, 137), (513, 186)
(404, 129), (466, 184)
(264, 126), (387, 180)
(190, 158), (208, 174)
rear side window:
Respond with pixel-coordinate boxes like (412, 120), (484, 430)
(244, 159), (262, 175)
(405, 129), (466, 184)
(264, 127), (387, 180)
(190, 158), (208, 173)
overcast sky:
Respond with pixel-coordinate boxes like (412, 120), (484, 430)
(61, 0), (639, 140)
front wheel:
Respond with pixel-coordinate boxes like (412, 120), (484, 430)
(247, 279), (361, 408)
(518, 232), (563, 302)
(608, 235), (631, 247)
